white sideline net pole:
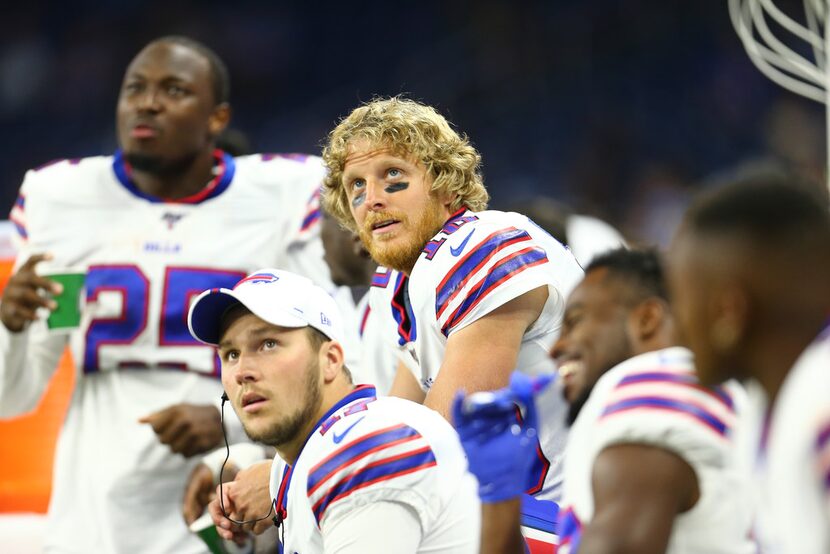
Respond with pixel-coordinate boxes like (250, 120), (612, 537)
(729, 0), (830, 195)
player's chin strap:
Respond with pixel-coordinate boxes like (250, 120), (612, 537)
(219, 393), (281, 530)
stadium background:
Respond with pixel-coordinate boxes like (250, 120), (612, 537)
(0, 0), (823, 546)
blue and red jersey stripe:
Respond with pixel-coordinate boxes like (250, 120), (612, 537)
(306, 423), (421, 495)
(441, 246), (548, 336)
(601, 396), (730, 437)
(616, 371), (734, 410)
(435, 227), (532, 320)
(311, 446), (436, 524)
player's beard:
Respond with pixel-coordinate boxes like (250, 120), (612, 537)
(124, 150), (200, 177)
(358, 199), (447, 275)
(242, 358), (322, 448)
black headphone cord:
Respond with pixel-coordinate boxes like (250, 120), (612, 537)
(218, 394), (281, 529)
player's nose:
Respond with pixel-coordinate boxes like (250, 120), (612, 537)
(134, 87), (162, 113)
(234, 354), (260, 383)
(364, 179), (389, 211)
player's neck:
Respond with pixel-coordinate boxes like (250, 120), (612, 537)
(745, 336), (804, 403)
(277, 379), (355, 466)
(130, 148), (217, 200)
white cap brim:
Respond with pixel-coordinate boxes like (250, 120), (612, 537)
(187, 287), (309, 346)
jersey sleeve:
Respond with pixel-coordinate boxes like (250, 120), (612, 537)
(0, 167), (68, 417)
(305, 419), (439, 528)
(321, 500), (422, 554)
(593, 368), (739, 471)
(427, 220), (560, 337)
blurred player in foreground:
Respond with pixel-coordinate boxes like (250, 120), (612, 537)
(322, 97), (583, 503)
(187, 269), (480, 553)
(0, 36), (328, 553)
(455, 249), (755, 554)
(667, 175), (830, 554)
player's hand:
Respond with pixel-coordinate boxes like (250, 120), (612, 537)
(0, 253), (61, 333)
(452, 372), (554, 503)
(223, 460), (274, 535)
(183, 463), (215, 525)
(139, 403), (223, 457)
(209, 483), (253, 545)
(182, 460), (241, 525)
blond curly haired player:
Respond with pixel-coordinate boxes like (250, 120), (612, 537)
(321, 98), (583, 506)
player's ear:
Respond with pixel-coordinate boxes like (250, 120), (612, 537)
(208, 103), (231, 138)
(709, 283), (749, 352)
(321, 340), (345, 383)
(628, 297), (669, 345)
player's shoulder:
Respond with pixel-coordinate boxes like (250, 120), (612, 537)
(414, 209), (550, 283)
(304, 394), (450, 525)
(21, 155), (112, 195)
(595, 347), (738, 443)
(234, 153), (325, 187)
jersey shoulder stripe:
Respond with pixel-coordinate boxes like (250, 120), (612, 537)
(9, 193), (26, 239)
(435, 226), (531, 319)
(600, 368), (736, 438)
(299, 188), (321, 232)
(816, 419), (830, 492)
(601, 396), (730, 436)
(306, 423), (421, 495)
(441, 245), (548, 336)
(616, 371), (735, 410)
(309, 437), (436, 524)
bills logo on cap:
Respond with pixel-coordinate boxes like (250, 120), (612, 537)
(234, 272), (280, 288)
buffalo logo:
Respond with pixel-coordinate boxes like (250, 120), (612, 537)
(234, 272), (280, 289)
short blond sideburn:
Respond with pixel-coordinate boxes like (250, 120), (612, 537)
(321, 97), (489, 232)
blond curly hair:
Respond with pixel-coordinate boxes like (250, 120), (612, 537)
(321, 97), (489, 231)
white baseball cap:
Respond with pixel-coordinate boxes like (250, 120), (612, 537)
(187, 268), (345, 346)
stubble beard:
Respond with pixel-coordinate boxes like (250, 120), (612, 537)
(359, 200), (447, 275)
(243, 358), (323, 448)
(124, 149), (200, 177)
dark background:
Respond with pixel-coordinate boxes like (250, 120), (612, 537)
(1, 0), (824, 246)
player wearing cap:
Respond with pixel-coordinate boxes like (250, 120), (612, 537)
(188, 269), (480, 554)
(321, 97), (584, 503)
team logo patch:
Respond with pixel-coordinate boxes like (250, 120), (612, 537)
(161, 212), (185, 230)
(234, 272), (280, 288)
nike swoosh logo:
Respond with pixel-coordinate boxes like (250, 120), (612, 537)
(450, 229), (475, 257)
(332, 416), (365, 444)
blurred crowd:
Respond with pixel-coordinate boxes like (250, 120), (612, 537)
(1, 1), (825, 247)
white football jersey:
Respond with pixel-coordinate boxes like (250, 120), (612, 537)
(743, 332), (830, 554)
(0, 151), (331, 554)
(268, 386), (480, 553)
(558, 347), (755, 554)
(369, 208), (583, 501)
(330, 286), (398, 395)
